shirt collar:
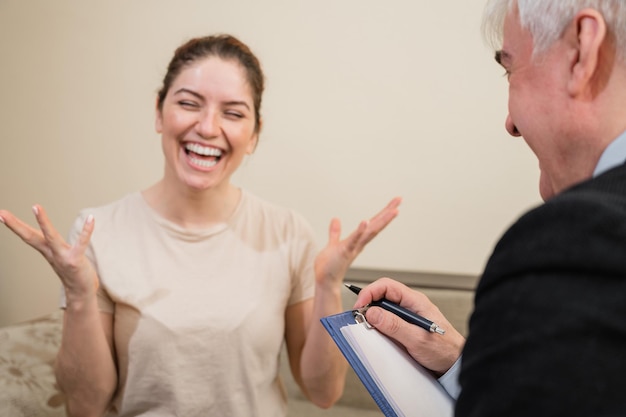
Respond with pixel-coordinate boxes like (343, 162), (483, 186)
(593, 130), (626, 177)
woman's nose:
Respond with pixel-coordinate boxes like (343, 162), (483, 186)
(196, 110), (220, 138)
(505, 114), (521, 137)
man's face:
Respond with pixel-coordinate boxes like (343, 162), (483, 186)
(498, 9), (573, 200)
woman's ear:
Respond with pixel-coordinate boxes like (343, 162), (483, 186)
(247, 118), (262, 154)
(246, 132), (259, 154)
(567, 8), (607, 97)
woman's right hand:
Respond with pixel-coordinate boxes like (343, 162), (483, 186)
(0, 205), (98, 303)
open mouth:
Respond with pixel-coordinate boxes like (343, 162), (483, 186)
(184, 143), (223, 168)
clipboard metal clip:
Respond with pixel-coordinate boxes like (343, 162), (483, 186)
(353, 307), (374, 329)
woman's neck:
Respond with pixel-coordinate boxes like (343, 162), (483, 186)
(141, 180), (241, 228)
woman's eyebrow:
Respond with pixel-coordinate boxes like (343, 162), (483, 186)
(223, 100), (251, 110)
(173, 88), (204, 100)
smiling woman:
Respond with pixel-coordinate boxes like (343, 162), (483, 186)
(151, 54), (260, 210)
(0, 34), (401, 417)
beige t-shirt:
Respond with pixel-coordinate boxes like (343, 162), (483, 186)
(65, 190), (317, 416)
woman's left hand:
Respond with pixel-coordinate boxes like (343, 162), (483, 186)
(314, 197), (401, 286)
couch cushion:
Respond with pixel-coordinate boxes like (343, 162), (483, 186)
(0, 310), (66, 417)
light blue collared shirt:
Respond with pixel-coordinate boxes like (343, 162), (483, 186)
(438, 129), (626, 401)
(593, 130), (626, 177)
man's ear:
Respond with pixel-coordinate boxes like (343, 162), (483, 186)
(567, 8), (607, 97)
(155, 98), (163, 134)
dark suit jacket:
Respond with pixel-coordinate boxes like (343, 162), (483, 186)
(456, 163), (626, 417)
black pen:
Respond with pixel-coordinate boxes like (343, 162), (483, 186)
(344, 284), (445, 335)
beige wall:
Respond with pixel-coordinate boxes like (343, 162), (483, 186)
(0, 0), (541, 326)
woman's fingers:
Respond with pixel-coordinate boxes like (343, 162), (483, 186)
(32, 204), (69, 257)
(343, 220), (367, 254)
(0, 208), (47, 253)
(354, 197), (401, 249)
(74, 214), (95, 256)
(2, 206), (99, 293)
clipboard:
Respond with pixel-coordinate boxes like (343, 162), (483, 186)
(321, 310), (454, 417)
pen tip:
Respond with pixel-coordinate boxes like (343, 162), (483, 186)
(344, 283), (361, 295)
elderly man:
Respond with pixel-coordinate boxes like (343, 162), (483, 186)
(356, 1), (626, 415)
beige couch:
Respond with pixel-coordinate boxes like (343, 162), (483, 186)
(0, 269), (476, 417)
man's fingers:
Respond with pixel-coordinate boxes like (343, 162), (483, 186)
(365, 307), (409, 340)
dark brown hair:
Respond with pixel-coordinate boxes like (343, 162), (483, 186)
(157, 34), (265, 132)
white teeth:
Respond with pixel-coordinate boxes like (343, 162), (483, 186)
(184, 143), (222, 157)
(189, 156), (218, 168)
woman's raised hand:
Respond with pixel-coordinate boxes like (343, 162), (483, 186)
(314, 197), (401, 286)
(0, 205), (98, 303)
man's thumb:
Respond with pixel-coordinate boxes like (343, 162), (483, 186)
(365, 306), (384, 326)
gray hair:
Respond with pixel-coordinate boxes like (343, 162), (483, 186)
(481, 0), (626, 61)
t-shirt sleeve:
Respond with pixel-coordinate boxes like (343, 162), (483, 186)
(287, 211), (317, 305)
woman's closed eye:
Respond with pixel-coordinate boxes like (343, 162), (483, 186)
(178, 100), (200, 110)
(224, 110), (244, 119)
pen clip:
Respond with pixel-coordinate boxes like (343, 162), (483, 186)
(352, 307), (374, 329)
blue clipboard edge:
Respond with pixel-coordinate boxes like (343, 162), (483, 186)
(320, 311), (398, 417)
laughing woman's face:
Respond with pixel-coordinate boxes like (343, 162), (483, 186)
(155, 57), (258, 193)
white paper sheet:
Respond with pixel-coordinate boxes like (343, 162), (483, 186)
(341, 323), (454, 417)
